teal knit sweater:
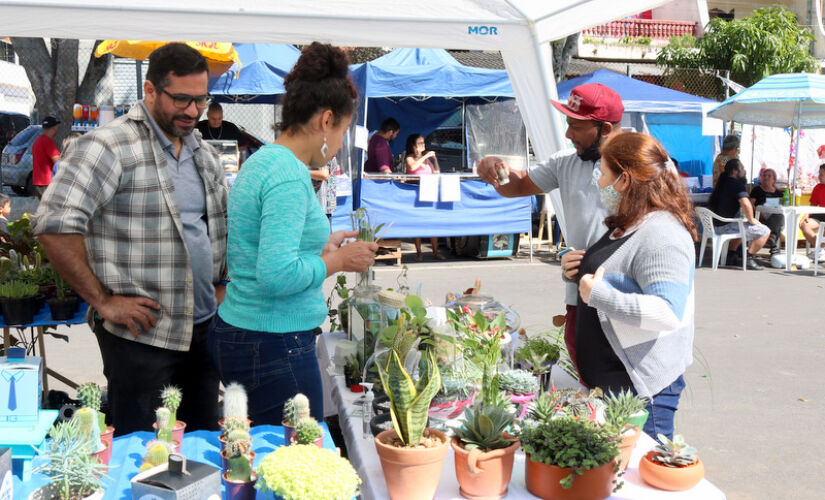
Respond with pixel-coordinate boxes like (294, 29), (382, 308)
(218, 144), (330, 333)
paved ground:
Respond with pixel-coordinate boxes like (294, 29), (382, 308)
(11, 190), (824, 499)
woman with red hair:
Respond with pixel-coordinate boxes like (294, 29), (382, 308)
(561, 132), (697, 440)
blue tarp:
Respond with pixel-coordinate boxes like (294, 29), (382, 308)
(557, 70), (718, 176)
(208, 43), (301, 103)
(331, 179), (531, 238)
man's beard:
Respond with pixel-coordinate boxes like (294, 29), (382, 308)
(152, 103), (193, 138)
(577, 123), (603, 162)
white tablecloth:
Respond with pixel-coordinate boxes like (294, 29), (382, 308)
(317, 332), (726, 500)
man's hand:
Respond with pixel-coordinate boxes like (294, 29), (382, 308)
(95, 295), (161, 339)
(477, 156), (506, 187)
(579, 267), (605, 305)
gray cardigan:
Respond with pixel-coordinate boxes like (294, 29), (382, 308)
(586, 211), (695, 398)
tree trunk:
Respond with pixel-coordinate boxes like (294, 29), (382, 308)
(551, 34), (579, 83)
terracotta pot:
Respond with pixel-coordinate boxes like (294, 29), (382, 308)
(222, 471), (258, 500)
(281, 421), (296, 446)
(524, 453), (616, 500)
(451, 436), (520, 500)
(221, 449), (256, 470)
(617, 425), (641, 471)
(99, 426), (115, 465)
(152, 420), (186, 444)
(639, 451), (705, 491)
(92, 440), (109, 465)
(374, 428), (449, 500)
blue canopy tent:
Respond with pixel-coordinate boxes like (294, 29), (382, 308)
(334, 48), (531, 240)
(208, 43), (301, 103)
(558, 69), (718, 177)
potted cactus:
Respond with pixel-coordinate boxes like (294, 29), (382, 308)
(139, 440), (175, 472)
(639, 434), (705, 491)
(451, 403), (520, 500)
(0, 279), (40, 325)
(157, 386), (185, 443)
(343, 353), (363, 392)
(76, 382), (113, 464)
(71, 407), (107, 465)
(219, 382), (251, 449)
(374, 340), (447, 500)
(257, 445), (360, 500)
(154, 407), (180, 453)
(281, 393), (310, 446)
(602, 389), (648, 470)
(30, 420), (108, 500)
(222, 430), (257, 500)
(291, 417), (323, 447)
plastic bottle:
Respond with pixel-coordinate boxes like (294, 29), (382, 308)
(781, 188), (790, 206)
(361, 382), (374, 439)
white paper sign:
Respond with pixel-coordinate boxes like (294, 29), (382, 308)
(354, 125), (369, 150)
(440, 174), (461, 202)
(702, 103), (725, 136)
(418, 175), (439, 202)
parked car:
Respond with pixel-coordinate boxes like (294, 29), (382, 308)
(0, 112), (31, 152)
(1, 124), (40, 196)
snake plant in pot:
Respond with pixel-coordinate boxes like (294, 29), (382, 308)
(374, 333), (447, 500)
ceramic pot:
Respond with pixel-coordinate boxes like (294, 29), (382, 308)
(451, 436), (520, 500)
(92, 440), (109, 465)
(47, 297), (78, 321)
(639, 451), (705, 491)
(281, 421), (296, 446)
(524, 453), (616, 500)
(28, 484), (103, 500)
(99, 426), (114, 465)
(222, 471), (258, 500)
(374, 428), (449, 500)
(617, 425), (641, 470)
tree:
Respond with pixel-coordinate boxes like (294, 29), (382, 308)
(10, 38), (109, 142)
(551, 34), (579, 83)
(657, 6), (818, 89)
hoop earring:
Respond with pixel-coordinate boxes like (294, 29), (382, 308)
(320, 135), (329, 158)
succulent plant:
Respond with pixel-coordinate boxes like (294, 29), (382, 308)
(515, 336), (561, 375)
(160, 386), (182, 425)
(0, 279), (38, 298)
(283, 394), (310, 427)
(72, 407), (104, 453)
(650, 434), (699, 468)
(454, 403), (517, 452)
(256, 445), (361, 500)
(155, 407), (173, 443)
(528, 388), (603, 423)
(225, 431), (253, 482)
(295, 417), (323, 445)
(34, 419), (108, 500)
(603, 388), (648, 430)
(140, 440), (175, 472)
(223, 382), (248, 421)
(222, 416), (250, 440)
(76, 382), (107, 434)
(499, 369), (539, 395)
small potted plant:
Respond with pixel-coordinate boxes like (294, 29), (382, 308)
(222, 431), (257, 500)
(158, 386), (186, 443)
(515, 335), (561, 392)
(291, 417), (323, 447)
(219, 382), (251, 450)
(527, 388), (604, 423)
(451, 403), (520, 500)
(46, 270), (79, 321)
(343, 353), (363, 392)
(0, 279), (39, 325)
(71, 406), (107, 465)
(154, 407), (180, 453)
(139, 440), (175, 472)
(30, 420), (108, 500)
(76, 382), (113, 464)
(257, 444), (360, 499)
(602, 388), (648, 470)
(520, 416), (622, 500)
(498, 368), (539, 419)
(281, 393), (310, 446)
(639, 434), (705, 491)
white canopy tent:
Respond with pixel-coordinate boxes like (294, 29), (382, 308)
(0, 0), (672, 161)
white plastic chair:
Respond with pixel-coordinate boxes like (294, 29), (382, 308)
(695, 207), (748, 271)
(814, 222), (825, 276)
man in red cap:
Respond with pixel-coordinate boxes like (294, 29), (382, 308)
(31, 116), (61, 198)
(477, 83), (624, 372)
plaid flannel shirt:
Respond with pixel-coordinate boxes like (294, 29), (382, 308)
(33, 103), (228, 351)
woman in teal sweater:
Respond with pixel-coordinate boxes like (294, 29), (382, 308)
(207, 42), (377, 425)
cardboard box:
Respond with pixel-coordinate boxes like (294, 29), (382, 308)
(131, 454), (221, 500)
(0, 349), (41, 426)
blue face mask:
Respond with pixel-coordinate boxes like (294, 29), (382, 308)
(599, 176), (623, 214)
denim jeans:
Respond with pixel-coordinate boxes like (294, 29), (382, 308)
(207, 314), (324, 425)
(642, 374), (686, 441)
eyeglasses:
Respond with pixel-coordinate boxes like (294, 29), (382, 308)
(158, 88), (212, 109)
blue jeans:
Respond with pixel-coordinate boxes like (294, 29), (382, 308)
(642, 375), (686, 441)
(207, 314), (324, 425)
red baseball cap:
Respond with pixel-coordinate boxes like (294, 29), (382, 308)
(551, 83), (623, 122)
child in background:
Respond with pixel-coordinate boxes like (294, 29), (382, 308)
(0, 193), (10, 226)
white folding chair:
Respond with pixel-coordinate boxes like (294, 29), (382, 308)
(814, 222), (825, 276)
(695, 207), (748, 271)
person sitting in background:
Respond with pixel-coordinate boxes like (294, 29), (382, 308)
(196, 102), (248, 153)
(799, 164), (825, 259)
(364, 118), (399, 174)
(713, 134), (740, 184)
(404, 133), (445, 261)
(749, 168), (785, 255)
(709, 159), (770, 270)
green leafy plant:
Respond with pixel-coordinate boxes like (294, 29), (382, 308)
(33, 419), (108, 500)
(282, 393), (310, 427)
(326, 273), (353, 332)
(454, 403), (517, 452)
(343, 353), (362, 384)
(515, 336), (560, 376)
(256, 444), (361, 500)
(650, 434), (699, 468)
(603, 388), (648, 431)
(53, 270), (74, 300)
(520, 416), (622, 491)
(294, 417), (323, 445)
(499, 369), (539, 395)
(160, 385), (182, 426)
(76, 382), (107, 434)
(350, 207), (386, 242)
(528, 388), (603, 423)
(0, 279), (38, 298)
(447, 305), (506, 407)
(0, 214), (46, 270)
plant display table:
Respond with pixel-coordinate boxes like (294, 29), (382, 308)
(319, 332), (727, 500)
(13, 424), (335, 499)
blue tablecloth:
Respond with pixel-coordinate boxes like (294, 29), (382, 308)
(0, 300), (88, 329)
(13, 423), (335, 499)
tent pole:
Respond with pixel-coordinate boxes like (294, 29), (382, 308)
(525, 114), (533, 263)
(792, 104), (802, 207)
(354, 97), (369, 211)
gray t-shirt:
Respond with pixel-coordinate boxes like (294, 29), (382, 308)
(141, 103), (216, 323)
(528, 148), (609, 306)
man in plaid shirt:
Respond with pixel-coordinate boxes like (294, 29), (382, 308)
(34, 43), (227, 435)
